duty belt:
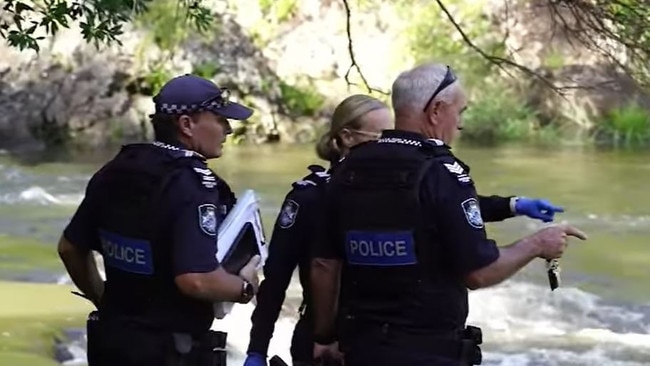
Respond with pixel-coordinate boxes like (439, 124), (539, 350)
(347, 320), (482, 365)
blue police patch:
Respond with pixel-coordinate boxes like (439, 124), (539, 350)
(461, 198), (484, 229)
(99, 229), (154, 275)
(344, 231), (417, 266)
(198, 204), (217, 236)
(278, 199), (299, 229)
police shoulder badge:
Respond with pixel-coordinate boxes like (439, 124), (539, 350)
(192, 166), (218, 189)
(442, 160), (473, 186)
(198, 203), (218, 236)
(461, 198), (484, 229)
(278, 199), (300, 229)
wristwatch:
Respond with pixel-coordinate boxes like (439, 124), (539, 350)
(510, 196), (521, 214)
(240, 280), (255, 302)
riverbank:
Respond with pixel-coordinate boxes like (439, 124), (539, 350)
(0, 281), (92, 366)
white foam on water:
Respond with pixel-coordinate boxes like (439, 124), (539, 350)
(204, 280), (650, 366)
(211, 302), (295, 364)
(483, 347), (648, 366)
(468, 281), (650, 341)
(0, 164), (88, 206)
(0, 185), (83, 206)
(53, 276), (650, 365)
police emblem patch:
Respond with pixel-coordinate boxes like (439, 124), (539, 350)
(198, 204), (217, 236)
(278, 199), (300, 229)
(461, 198), (484, 229)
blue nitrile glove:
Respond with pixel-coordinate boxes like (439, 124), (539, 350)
(514, 198), (564, 222)
(243, 352), (267, 366)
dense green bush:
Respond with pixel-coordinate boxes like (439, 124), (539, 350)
(279, 81), (326, 118)
(593, 103), (650, 148)
(461, 86), (537, 144)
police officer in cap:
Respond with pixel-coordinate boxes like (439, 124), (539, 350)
(57, 74), (261, 366)
(310, 63), (588, 366)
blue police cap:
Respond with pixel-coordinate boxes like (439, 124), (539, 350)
(153, 74), (254, 120)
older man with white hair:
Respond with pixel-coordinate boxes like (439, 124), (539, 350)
(310, 63), (588, 366)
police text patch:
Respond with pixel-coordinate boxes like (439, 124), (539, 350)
(198, 204), (218, 236)
(278, 199), (299, 229)
(461, 198), (484, 229)
(99, 229), (154, 275)
(344, 231), (417, 266)
(443, 161), (472, 185)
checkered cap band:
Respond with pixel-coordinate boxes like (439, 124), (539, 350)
(158, 98), (230, 115)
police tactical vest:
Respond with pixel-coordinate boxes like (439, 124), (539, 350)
(329, 135), (455, 329)
(91, 142), (220, 331)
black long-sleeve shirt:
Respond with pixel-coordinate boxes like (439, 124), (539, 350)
(479, 194), (515, 222)
(247, 165), (329, 356)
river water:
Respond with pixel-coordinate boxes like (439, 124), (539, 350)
(0, 143), (649, 366)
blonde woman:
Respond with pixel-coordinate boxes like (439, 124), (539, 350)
(244, 95), (391, 366)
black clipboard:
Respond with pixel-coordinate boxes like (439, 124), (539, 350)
(220, 222), (262, 274)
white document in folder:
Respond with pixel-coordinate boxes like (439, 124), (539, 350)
(213, 189), (268, 319)
(216, 189), (267, 264)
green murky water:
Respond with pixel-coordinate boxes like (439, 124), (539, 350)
(1, 142), (649, 365)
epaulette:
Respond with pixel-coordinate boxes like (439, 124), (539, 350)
(148, 141), (217, 188)
(292, 164), (330, 189)
(420, 138), (452, 156)
(437, 153), (474, 186)
(189, 162), (218, 189)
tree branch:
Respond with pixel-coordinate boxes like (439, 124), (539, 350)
(341, 0), (389, 95)
(434, 0), (570, 95)
(338, 0), (649, 98)
(545, 0), (650, 85)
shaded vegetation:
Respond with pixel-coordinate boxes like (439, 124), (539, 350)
(2, 0), (650, 147)
(0, 281), (93, 366)
(278, 80), (326, 118)
(399, 0), (650, 148)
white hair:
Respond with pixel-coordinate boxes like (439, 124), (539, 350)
(391, 63), (459, 114)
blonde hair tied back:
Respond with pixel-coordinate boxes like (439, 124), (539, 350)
(315, 94), (387, 162)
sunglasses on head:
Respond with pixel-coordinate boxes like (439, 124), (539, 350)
(349, 129), (382, 139)
(199, 88), (231, 109)
(422, 66), (457, 112)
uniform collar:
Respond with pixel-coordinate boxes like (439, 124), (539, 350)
(380, 129), (425, 141)
(151, 141), (206, 160)
(378, 130), (450, 149)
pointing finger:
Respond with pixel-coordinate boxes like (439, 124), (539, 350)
(562, 225), (588, 240)
(539, 200), (564, 213)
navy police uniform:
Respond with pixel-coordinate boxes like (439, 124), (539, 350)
(314, 130), (501, 366)
(247, 165), (330, 364)
(64, 141), (233, 366)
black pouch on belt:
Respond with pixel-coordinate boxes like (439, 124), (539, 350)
(459, 325), (483, 365)
(85, 311), (102, 365)
(174, 330), (228, 366)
